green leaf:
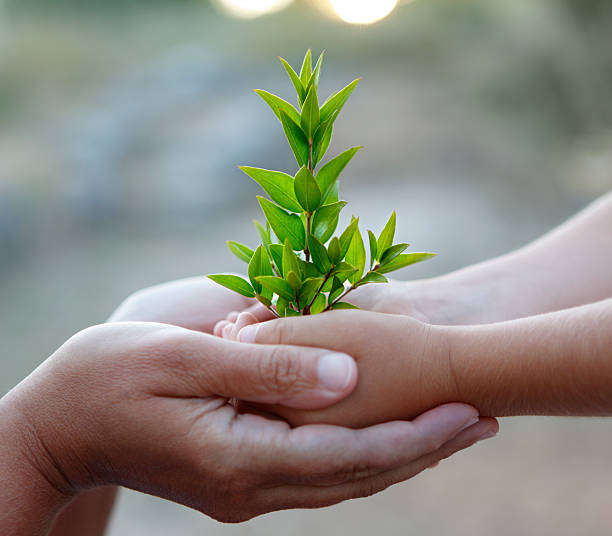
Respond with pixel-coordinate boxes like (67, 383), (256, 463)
(284, 308), (301, 317)
(279, 56), (306, 105)
(379, 243), (409, 265)
(240, 167), (302, 213)
(299, 277), (324, 306)
(282, 239), (303, 280)
(320, 78), (360, 124)
(256, 294), (272, 308)
(207, 274), (255, 298)
(294, 166), (322, 212)
(311, 293), (327, 314)
(376, 253), (437, 274)
(304, 261), (323, 279)
(312, 201), (346, 243)
(332, 261), (358, 279)
(377, 211), (396, 260)
(256, 276), (295, 301)
(322, 276), (334, 292)
(276, 296), (287, 317)
(307, 234), (331, 273)
(331, 302), (360, 310)
(258, 197), (305, 251)
(248, 245), (273, 296)
(279, 110), (309, 167)
(328, 277), (345, 303)
(226, 241), (254, 264)
(254, 89), (301, 126)
(299, 49), (312, 87)
(300, 85), (320, 142)
(356, 272), (388, 286)
(326, 181), (339, 204)
(339, 217), (359, 258)
(286, 270), (302, 292)
(316, 147), (361, 202)
(327, 236), (342, 265)
(308, 50), (325, 91)
(312, 112), (336, 166)
(345, 228), (366, 285)
(367, 230), (377, 268)
(269, 244), (284, 275)
(254, 219), (271, 251)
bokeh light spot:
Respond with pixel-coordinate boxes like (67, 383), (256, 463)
(212, 0), (294, 19)
(329, 0), (399, 24)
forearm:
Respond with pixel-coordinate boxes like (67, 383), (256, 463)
(414, 191), (612, 324)
(0, 395), (70, 536)
(447, 297), (612, 416)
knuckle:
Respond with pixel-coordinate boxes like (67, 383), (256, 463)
(257, 346), (302, 394)
(271, 319), (295, 345)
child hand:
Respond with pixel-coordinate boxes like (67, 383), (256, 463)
(216, 310), (466, 429)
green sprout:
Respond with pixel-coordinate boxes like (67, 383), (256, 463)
(208, 50), (436, 317)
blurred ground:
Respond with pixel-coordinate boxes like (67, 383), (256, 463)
(1, 0), (611, 534)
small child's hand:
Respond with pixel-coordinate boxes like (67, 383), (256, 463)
(213, 305), (273, 339)
(216, 310), (464, 429)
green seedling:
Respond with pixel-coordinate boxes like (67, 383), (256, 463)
(208, 50), (436, 316)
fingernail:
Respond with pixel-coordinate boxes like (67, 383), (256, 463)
(458, 416), (479, 433)
(478, 430), (497, 441)
(238, 324), (258, 344)
(317, 352), (355, 392)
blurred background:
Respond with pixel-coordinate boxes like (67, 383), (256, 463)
(1, 0), (612, 533)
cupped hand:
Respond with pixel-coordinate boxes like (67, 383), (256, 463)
(217, 310), (492, 430)
(1, 321), (492, 528)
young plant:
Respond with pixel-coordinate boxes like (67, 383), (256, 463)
(208, 50), (436, 317)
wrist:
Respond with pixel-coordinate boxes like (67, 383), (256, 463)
(0, 393), (72, 535)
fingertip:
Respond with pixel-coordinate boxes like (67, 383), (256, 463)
(317, 352), (357, 394)
(226, 311), (240, 322)
(222, 322), (235, 340)
(238, 323), (259, 343)
(237, 311), (259, 328)
(413, 403), (480, 439)
(214, 320), (230, 338)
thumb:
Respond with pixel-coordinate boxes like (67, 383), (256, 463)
(187, 336), (358, 410)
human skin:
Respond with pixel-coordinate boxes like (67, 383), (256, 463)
(221, 297), (612, 428)
(1, 279), (496, 536)
(221, 191), (612, 328)
(345, 191), (612, 324)
(51, 277), (260, 536)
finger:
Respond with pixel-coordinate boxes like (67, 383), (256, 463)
(226, 311), (240, 323)
(255, 417), (498, 513)
(238, 310), (372, 349)
(152, 330), (358, 409)
(244, 303), (276, 322)
(222, 323), (234, 340)
(230, 312), (258, 341)
(213, 320), (230, 338)
(246, 403), (480, 487)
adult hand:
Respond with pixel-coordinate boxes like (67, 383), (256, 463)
(0, 322), (492, 535)
(109, 276), (271, 331)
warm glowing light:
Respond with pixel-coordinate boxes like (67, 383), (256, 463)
(329, 0), (399, 24)
(212, 0), (294, 19)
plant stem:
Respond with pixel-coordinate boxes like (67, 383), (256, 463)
(266, 304), (280, 318)
(305, 212), (311, 262)
(303, 268), (333, 315)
